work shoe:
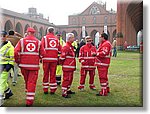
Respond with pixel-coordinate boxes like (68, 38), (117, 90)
(107, 87), (110, 93)
(44, 92), (48, 94)
(67, 90), (75, 94)
(50, 92), (55, 95)
(4, 91), (13, 99)
(26, 104), (32, 107)
(62, 94), (71, 98)
(96, 89), (108, 96)
(89, 85), (96, 90)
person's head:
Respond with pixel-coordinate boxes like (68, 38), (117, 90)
(0, 31), (7, 42)
(66, 33), (74, 43)
(113, 37), (116, 40)
(8, 30), (15, 35)
(56, 31), (61, 39)
(85, 36), (93, 44)
(99, 33), (108, 42)
(26, 27), (35, 36)
(47, 27), (54, 34)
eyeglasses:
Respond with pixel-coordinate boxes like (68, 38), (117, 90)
(86, 40), (93, 42)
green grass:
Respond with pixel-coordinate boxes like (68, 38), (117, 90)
(3, 51), (143, 107)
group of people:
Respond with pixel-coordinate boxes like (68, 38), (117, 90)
(0, 26), (112, 107)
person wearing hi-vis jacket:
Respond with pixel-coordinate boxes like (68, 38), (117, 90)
(60, 33), (76, 98)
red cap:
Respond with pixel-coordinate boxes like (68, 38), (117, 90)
(27, 27), (35, 33)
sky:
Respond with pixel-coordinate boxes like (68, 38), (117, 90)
(0, 0), (117, 25)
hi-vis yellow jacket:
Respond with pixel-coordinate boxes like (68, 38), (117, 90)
(0, 41), (14, 65)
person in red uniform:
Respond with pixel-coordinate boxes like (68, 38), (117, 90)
(78, 36), (97, 91)
(14, 27), (45, 106)
(41, 27), (62, 94)
(95, 33), (112, 96)
(60, 33), (76, 98)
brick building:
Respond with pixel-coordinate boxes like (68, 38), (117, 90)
(58, 1), (117, 45)
(116, 0), (143, 49)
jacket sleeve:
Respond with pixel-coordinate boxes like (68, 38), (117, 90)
(59, 46), (67, 64)
(41, 37), (45, 48)
(14, 41), (21, 64)
(79, 47), (84, 63)
(39, 41), (46, 59)
(96, 44), (110, 58)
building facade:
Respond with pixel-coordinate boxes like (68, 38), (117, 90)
(116, 0), (143, 49)
(58, 1), (117, 45)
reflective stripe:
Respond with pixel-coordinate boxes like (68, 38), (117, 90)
(20, 52), (39, 55)
(43, 86), (49, 88)
(50, 86), (57, 89)
(59, 57), (65, 60)
(79, 84), (84, 87)
(62, 87), (67, 90)
(3, 47), (10, 56)
(81, 66), (96, 68)
(79, 57), (95, 59)
(102, 51), (106, 55)
(26, 92), (35, 95)
(26, 96), (34, 100)
(105, 55), (111, 58)
(45, 48), (58, 51)
(101, 83), (107, 86)
(49, 83), (57, 86)
(63, 65), (76, 69)
(43, 82), (49, 85)
(66, 56), (75, 59)
(42, 58), (58, 60)
(19, 64), (39, 68)
(95, 62), (109, 66)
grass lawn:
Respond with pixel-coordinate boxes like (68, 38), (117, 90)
(3, 51), (143, 107)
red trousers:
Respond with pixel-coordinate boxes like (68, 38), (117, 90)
(43, 62), (57, 93)
(21, 68), (38, 106)
(97, 66), (109, 89)
(80, 68), (95, 86)
(62, 71), (74, 96)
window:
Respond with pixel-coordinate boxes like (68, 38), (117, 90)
(93, 17), (96, 24)
(104, 16), (107, 25)
(82, 17), (86, 24)
(72, 18), (76, 25)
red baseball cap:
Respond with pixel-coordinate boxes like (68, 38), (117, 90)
(27, 27), (35, 33)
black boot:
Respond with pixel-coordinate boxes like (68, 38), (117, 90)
(4, 88), (13, 99)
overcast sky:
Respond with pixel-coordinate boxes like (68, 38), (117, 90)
(0, 0), (117, 25)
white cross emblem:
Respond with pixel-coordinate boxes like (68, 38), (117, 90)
(49, 40), (56, 47)
(26, 43), (36, 52)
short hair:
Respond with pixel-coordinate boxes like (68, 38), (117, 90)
(8, 30), (15, 35)
(66, 33), (74, 41)
(47, 27), (54, 33)
(101, 33), (108, 40)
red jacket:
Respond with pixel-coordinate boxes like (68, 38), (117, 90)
(41, 33), (62, 62)
(60, 42), (76, 71)
(79, 43), (97, 70)
(95, 40), (112, 67)
(14, 35), (45, 70)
